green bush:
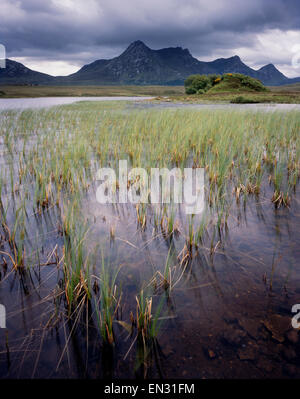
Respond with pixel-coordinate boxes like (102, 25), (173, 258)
(223, 73), (267, 92)
(240, 75), (266, 91)
(208, 74), (222, 86)
(185, 72), (267, 95)
(185, 86), (197, 94)
(184, 75), (211, 94)
(230, 96), (259, 104)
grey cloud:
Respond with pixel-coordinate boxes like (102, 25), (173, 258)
(1, 0), (300, 74)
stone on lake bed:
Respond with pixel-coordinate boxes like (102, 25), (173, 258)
(286, 330), (299, 344)
(282, 346), (297, 361)
(283, 364), (298, 377)
(261, 314), (291, 343)
(221, 328), (247, 347)
(256, 358), (274, 373)
(237, 346), (257, 361)
(203, 347), (217, 359)
(238, 317), (259, 339)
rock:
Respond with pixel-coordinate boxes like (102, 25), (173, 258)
(261, 314), (291, 343)
(274, 344), (284, 355)
(221, 328), (247, 347)
(163, 346), (174, 357)
(237, 347), (257, 361)
(282, 347), (297, 361)
(203, 346), (217, 359)
(258, 341), (270, 355)
(286, 330), (299, 344)
(256, 358), (273, 373)
(283, 364), (297, 377)
(238, 318), (259, 339)
(223, 312), (238, 325)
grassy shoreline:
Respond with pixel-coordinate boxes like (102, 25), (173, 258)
(1, 84), (300, 103)
(166, 90), (300, 104)
(0, 85), (184, 98)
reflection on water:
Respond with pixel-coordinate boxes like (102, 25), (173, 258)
(0, 182), (299, 378)
(83, 184), (300, 378)
(0, 97), (154, 110)
(0, 103), (299, 379)
(1, 97), (300, 112)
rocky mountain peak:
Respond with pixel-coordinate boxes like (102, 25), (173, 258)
(123, 40), (150, 54)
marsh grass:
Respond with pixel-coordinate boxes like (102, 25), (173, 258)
(0, 105), (299, 272)
(122, 289), (165, 378)
(0, 101), (299, 376)
(94, 253), (122, 345)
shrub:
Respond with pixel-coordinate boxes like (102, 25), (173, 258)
(240, 75), (266, 91)
(207, 74), (221, 86)
(230, 96), (259, 104)
(185, 72), (267, 95)
(185, 86), (197, 95)
(184, 74), (211, 94)
(223, 73), (267, 92)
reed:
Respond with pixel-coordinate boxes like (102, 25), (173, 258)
(94, 253), (122, 345)
(63, 223), (91, 314)
(0, 102), (299, 376)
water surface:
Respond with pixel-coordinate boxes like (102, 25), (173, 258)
(1, 97), (300, 112)
(0, 96), (154, 110)
(0, 102), (299, 379)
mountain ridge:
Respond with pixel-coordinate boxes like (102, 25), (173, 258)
(1, 40), (299, 86)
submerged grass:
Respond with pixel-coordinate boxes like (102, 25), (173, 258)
(0, 104), (299, 265)
(94, 253), (122, 345)
(0, 101), (299, 376)
(0, 103), (299, 281)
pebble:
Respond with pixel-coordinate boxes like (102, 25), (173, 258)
(283, 364), (297, 377)
(222, 328), (246, 347)
(261, 314), (291, 343)
(282, 347), (297, 361)
(286, 330), (299, 344)
(237, 347), (256, 361)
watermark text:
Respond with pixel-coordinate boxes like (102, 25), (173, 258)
(96, 160), (205, 215)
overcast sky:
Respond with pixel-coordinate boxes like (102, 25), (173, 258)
(1, 0), (300, 77)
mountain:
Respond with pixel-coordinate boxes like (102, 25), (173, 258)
(206, 55), (257, 77)
(57, 41), (207, 85)
(1, 41), (299, 86)
(256, 64), (289, 86)
(0, 59), (55, 85)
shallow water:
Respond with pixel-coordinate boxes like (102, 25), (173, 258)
(0, 96), (154, 110)
(1, 184), (299, 378)
(0, 104), (299, 379)
(81, 185), (300, 378)
(1, 97), (300, 112)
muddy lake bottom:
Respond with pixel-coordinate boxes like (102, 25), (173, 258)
(2, 192), (300, 378)
(0, 100), (299, 379)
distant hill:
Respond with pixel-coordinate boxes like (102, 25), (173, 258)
(0, 59), (55, 85)
(271, 82), (300, 92)
(1, 40), (299, 86)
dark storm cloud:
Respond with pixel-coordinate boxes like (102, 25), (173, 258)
(1, 0), (300, 75)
